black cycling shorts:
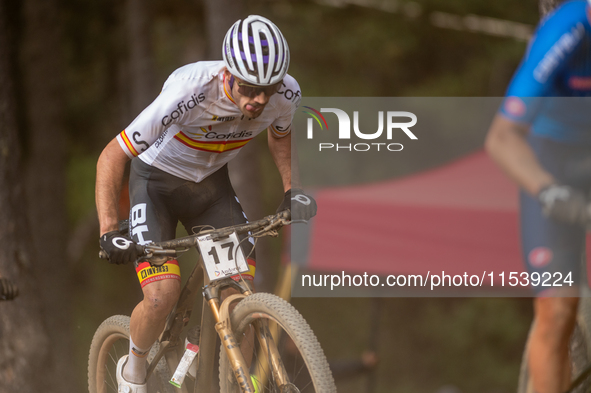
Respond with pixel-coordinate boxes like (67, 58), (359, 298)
(521, 135), (591, 294)
(128, 158), (256, 285)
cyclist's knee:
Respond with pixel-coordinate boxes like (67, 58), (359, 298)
(141, 279), (181, 320)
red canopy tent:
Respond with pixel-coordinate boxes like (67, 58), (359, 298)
(297, 150), (524, 285)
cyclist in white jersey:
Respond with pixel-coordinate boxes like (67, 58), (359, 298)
(95, 15), (316, 393)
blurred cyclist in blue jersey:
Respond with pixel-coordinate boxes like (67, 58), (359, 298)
(486, 1), (591, 392)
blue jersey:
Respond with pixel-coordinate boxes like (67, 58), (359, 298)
(500, 0), (591, 144)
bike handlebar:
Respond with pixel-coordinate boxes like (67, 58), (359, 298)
(99, 210), (292, 262)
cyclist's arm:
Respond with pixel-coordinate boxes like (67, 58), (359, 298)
(268, 76), (302, 192)
(96, 138), (131, 236)
(485, 114), (555, 196)
(485, 4), (591, 196)
(268, 131), (300, 192)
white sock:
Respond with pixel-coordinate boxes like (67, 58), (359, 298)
(123, 336), (151, 384)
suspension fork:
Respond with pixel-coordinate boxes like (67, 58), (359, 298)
(203, 283), (256, 393)
(253, 318), (289, 388)
(210, 287), (290, 392)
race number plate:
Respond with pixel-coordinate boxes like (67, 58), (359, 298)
(196, 232), (249, 282)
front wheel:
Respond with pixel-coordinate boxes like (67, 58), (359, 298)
(219, 293), (337, 393)
(88, 315), (174, 393)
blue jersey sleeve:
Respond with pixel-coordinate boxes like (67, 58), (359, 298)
(500, 0), (591, 124)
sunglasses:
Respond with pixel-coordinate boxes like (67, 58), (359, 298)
(231, 76), (283, 98)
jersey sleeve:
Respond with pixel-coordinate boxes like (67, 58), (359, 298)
(116, 79), (207, 158)
(499, 2), (589, 124)
(269, 76), (301, 138)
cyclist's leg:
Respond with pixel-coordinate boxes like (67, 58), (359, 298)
(521, 188), (585, 393)
(126, 158), (182, 383)
(529, 296), (579, 393)
(173, 165), (257, 365)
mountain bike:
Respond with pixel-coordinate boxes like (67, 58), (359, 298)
(88, 210), (336, 393)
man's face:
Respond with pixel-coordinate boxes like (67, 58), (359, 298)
(224, 70), (281, 119)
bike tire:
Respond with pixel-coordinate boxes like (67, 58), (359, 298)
(88, 315), (175, 393)
(219, 293), (336, 393)
(517, 300), (591, 393)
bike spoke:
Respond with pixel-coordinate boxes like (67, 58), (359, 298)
(105, 363), (116, 391)
(103, 338), (128, 392)
(105, 377), (117, 392)
(300, 379), (313, 391)
(108, 351), (117, 366)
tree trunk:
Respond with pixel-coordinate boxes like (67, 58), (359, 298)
(202, 0), (243, 60)
(21, 0), (72, 391)
(126, 0), (156, 116)
(0, 1), (51, 392)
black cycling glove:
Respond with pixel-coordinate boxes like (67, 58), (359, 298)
(276, 188), (318, 221)
(538, 184), (589, 226)
(99, 230), (142, 265)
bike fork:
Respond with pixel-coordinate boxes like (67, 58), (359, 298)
(210, 295), (257, 393)
(253, 319), (289, 388)
(212, 294), (291, 392)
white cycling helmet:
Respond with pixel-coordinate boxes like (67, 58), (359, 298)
(222, 15), (290, 86)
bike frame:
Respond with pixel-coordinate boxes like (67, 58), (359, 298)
(140, 217), (291, 393)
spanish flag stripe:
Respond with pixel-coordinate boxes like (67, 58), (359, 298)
(174, 136), (248, 153)
(175, 132), (250, 148)
(120, 130), (139, 156)
(135, 260), (179, 273)
(271, 125), (289, 136)
(173, 133), (251, 153)
(178, 131), (254, 145)
(223, 75), (236, 105)
(136, 260), (181, 283)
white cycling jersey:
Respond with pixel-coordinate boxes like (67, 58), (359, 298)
(116, 61), (301, 183)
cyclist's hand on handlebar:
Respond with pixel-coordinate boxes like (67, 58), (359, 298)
(276, 188), (317, 221)
(538, 184), (589, 226)
(99, 230), (142, 265)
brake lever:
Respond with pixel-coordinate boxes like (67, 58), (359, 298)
(142, 245), (180, 267)
(99, 245), (179, 266)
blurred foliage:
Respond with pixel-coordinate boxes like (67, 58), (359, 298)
(55, 0), (539, 391)
(297, 297), (532, 393)
(249, 0), (535, 97)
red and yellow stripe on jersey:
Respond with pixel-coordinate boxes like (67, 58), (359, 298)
(136, 260), (181, 288)
(223, 74), (237, 105)
(230, 258), (256, 282)
(119, 130), (140, 157)
(270, 124), (290, 137)
(174, 131), (253, 153)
